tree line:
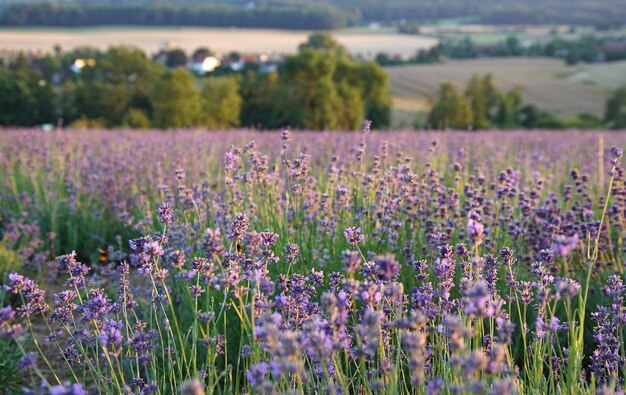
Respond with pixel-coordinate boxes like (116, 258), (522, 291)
(0, 2), (346, 30)
(1, 0), (625, 28)
(424, 74), (626, 130)
(0, 34), (391, 130)
(377, 34), (626, 67)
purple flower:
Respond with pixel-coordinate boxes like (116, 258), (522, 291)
(467, 216), (484, 243)
(227, 212), (249, 242)
(344, 227), (365, 245)
(49, 383), (87, 395)
(246, 362), (270, 388)
(224, 150), (240, 173)
(157, 202), (174, 225)
(0, 306), (21, 336)
(259, 231), (279, 248)
(555, 278), (581, 299)
(203, 228), (224, 257)
(18, 352), (38, 369)
(98, 319), (123, 347)
(300, 315), (332, 362)
(372, 254), (401, 282)
(5, 273), (49, 316)
(464, 280), (491, 316)
(551, 234), (579, 256)
(285, 243), (300, 264)
(356, 309), (382, 358)
(342, 250), (362, 275)
(611, 146), (623, 166)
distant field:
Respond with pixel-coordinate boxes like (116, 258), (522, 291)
(0, 27), (437, 57)
(564, 60), (626, 90)
(386, 58), (626, 123)
(418, 24), (606, 45)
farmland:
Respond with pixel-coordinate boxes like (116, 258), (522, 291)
(0, 27), (437, 58)
(386, 58), (626, 123)
(1, 129), (625, 394)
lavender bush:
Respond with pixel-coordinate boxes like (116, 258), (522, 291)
(0, 128), (625, 394)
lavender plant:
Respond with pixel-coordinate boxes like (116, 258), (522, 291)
(0, 128), (624, 394)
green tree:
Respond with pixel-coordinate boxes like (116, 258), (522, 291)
(271, 49), (340, 130)
(298, 32), (348, 57)
(242, 33), (390, 130)
(520, 104), (564, 128)
(166, 49), (188, 68)
(464, 74), (498, 129)
(122, 108), (151, 129)
(494, 88), (523, 128)
(335, 81), (365, 130)
(604, 87), (626, 129)
(239, 70), (278, 129)
(201, 77), (243, 129)
(150, 69), (202, 128)
(0, 69), (27, 126)
(333, 57), (390, 129)
(0, 68), (55, 126)
(355, 62), (391, 128)
(427, 82), (473, 130)
(505, 35), (522, 56)
(71, 46), (163, 126)
(192, 47), (214, 61)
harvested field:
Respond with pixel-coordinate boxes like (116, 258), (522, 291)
(0, 27), (438, 57)
(385, 58), (620, 117)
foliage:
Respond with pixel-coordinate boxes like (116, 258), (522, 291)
(239, 70), (279, 130)
(426, 74), (616, 130)
(264, 39), (390, 130)
(0, 322), (24, 393)
(272, 49), (342, 130)
(493, 88), (523, 128)
(200, 76), (243, 129)
(298, 32), (348, 57)
(67, 115), (106, 129)
(464, 74), (498, 130)
(604, 87), (626, 129)
(0, 35), (390, 131)
(166, 48), (188, 68)
(0, 2), (347, 30)
(69, 46), (163, 127)
(122, 108), (151, 129)
(150, 69), (202, 128)
(376, 33), (626, 67)
(0, 66), (55, 126)
(427, 82), (474, 129)
(2, 1), (626, 28)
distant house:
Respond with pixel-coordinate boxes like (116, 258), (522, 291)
(70, 58), (95, 74)
(221, 58), (245, 72)
(190, 56), (221, 75)
(152, 49), (168, 66)
(259, 61), (280, 73)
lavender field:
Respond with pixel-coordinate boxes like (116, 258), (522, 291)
(0, 128), (625, 394)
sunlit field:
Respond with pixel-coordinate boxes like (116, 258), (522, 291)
(1, 128), (625, 394)
(0, 27), (438, 57)
(386, 58), (626, 118)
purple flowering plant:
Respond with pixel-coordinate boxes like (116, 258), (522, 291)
(0, 129), (624, 394)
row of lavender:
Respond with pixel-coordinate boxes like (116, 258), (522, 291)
(0, 128), (625, 394)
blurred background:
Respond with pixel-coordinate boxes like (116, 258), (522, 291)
(0, 0), (625, 130)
